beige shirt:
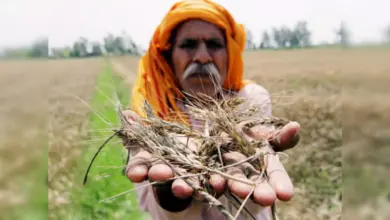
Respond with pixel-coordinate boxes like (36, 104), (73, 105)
(134, 84), (273, 220)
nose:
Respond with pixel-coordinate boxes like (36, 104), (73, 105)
(193, 42), (212, 64)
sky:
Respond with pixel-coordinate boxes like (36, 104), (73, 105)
(0, 0), (389, 49)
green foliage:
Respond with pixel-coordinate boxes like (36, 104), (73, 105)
(58, 63), (149, 220)
(1, 32), (141, 60)
(28, 37), (49, 57)
(383, 25), (390, 44)
(1, 37), (49, 59)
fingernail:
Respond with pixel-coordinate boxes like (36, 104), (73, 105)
(210, 175), (226, 192)
(290, 122), (300, 132)
(286, 122), (300, 139)
(172, 183), (192, 199)
(276, 183), (294, 199)
(131, 166), (147, 175)
(210, 175), (225, 185)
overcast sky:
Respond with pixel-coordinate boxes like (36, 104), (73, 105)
(1, 0), (389, 49)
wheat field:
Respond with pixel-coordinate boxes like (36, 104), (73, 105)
(1, 48), (389, 219)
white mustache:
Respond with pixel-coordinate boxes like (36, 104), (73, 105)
(183, 63), (221, 83)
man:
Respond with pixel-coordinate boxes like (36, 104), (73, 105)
(123, 0), (300, 219)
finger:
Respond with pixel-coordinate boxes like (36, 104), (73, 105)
(270, 122), (300, 152)
(148, 163), (174, 181)
(226, 167), (252, 199)
(266, 153), (294, 201)
(121, 110), (142, 124)
(237, 120), (274, 142)
(126, 150), (152, 183)
(249, 174), (276, 206)
(151, 165), (193, 211)
(172, 178), (194, 199)
(209, 174), (226, 196)
(223, 152), (254, 199)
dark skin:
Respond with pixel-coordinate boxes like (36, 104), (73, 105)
(125, 19), (300, 213)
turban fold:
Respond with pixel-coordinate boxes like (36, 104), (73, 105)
(130, 0), (250, 126)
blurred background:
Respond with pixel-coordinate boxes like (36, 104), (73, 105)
(0, 0), (389, 219)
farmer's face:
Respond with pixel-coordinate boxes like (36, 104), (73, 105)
(171, 20), (228, 98)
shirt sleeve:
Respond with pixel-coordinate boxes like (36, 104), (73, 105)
(237, 83), (273, 117)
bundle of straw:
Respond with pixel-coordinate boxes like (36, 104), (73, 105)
(114, 94), (291, 220)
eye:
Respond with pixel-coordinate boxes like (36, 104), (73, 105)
(179, 39), (197, 49)
(206, 39), (224, 49)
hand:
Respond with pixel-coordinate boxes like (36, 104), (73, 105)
(123, 110), (300, 212)
(200, 121), (300, 207)
(255, 121), (300, 152)
(122, 110), (194, 212)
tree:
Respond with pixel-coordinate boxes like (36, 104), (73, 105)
(293, 21), (311, 47)
(259, 31), (271, 49)
(120, 31), (140, 55)
(245, 27), (255, 50)
(280, 26), (292, 47)
(270, 21), (312, 49)
(103, 32), (140, 55)
(90, 42), (103, 56)
(104, 33), (116, 54)
(272, 28), (283, 48)
(271, 26), (292, 48)
(48, 32), (141, 59)
(383, 25), (390, 44)
(336, 22), (351, 46)
(28, 37), (49, 58)
(70, 37), (89, 57)
(114, 35), (126, 54)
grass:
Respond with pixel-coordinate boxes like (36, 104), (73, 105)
(57, 63), (149, 220)
(0, 139), (48, 220)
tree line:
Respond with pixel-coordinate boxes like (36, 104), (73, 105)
(245, 21), (356, 50)
(1, 21), (390, 59)
(52, 31), (142, 58)
(1, 31), (142, 59)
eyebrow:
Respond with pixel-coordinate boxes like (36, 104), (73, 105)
(178, 37), (225, 44)
(206, 37), (224, 43)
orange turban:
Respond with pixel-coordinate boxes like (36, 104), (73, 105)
(130, 0), (250, 126)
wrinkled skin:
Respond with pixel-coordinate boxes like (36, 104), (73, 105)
(171, 20), (228, 98)
(125, 20), (301, 213)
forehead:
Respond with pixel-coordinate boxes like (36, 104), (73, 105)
(174, 19), (225, 41)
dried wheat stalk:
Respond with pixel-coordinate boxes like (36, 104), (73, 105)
(110, 92), (291, 220)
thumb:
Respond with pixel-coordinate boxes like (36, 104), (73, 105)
(270, 122), (300, 152)
(121, 110), (142, 125)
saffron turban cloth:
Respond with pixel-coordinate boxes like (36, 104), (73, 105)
(130, 0), (250, 126)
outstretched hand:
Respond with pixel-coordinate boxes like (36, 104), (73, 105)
(123, 110), (300, 212)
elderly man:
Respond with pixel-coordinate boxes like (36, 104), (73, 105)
(123, 0), (300, 219)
